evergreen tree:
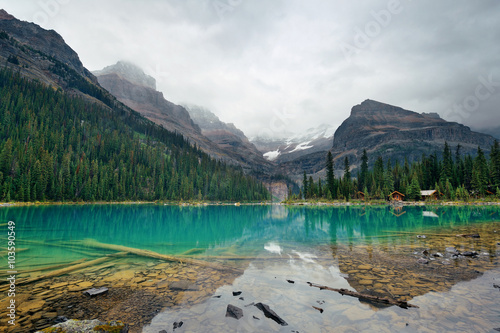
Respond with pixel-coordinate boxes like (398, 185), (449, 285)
(471, 147), (488, 196)
(407, 173), (421, 200)
(359, 149), (368, 191)
(326, 151), (335, 197)
(441, 141), (453, 181)
(343, 156), (351, 201)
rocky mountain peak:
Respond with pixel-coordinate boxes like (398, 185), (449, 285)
(331, 99), (495, 168)
(351, 99), (412, 117)
(0, 9), (15, 20)
(183, 104), (246, 140)
(93, 61), (156, 90)
(0, 10), (87, 78)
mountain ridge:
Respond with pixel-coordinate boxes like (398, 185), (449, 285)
(276, 99), (497, 180)
(94, 62), (273, 173)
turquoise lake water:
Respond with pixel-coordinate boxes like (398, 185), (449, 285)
(2, 204), (500, 263)
(1, 204), (500, 332)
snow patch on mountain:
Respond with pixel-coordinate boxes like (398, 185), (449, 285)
(289, 141), (313, 153)
(264, 149), (281, 161)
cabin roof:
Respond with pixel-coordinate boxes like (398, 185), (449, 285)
(388, 191), (405, 197)
(421, 190), (437, 196)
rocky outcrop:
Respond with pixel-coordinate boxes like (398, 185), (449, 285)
(330, 99), (496, 168)
(0, 9), (92, 81)
(95, 63), (272, 172)
(184, 105), (272, 173)
(276, 99), (496, 180)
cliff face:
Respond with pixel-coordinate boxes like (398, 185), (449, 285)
(184, 105), (272, 173)
(95, 63), (272, 173)
(0, 9), (94, 82)
(331, 99), (496, 167)
(95, 66), (201, 138)
(277, 99), (497, 180)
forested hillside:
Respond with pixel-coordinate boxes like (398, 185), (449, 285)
(298, 141), (500, 201)
(0, 69), (270, 202)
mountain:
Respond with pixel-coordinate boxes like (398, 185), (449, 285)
(93, 62), (209, 149)
(0, 10), (270, 204)
(278, 99), (497, 179)
(94, 62), (272, 173)
(252, 124), (335, 163)
(0, 9), (97, 88)
(183, 104), (271, 173)
(331, 99), (496, 167)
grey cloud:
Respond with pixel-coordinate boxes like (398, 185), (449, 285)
(2, 0), (499, 138)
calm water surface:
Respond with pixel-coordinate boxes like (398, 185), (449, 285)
(1, 204), (500, 332)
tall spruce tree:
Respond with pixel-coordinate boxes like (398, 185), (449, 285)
(326, 151), (335, 198)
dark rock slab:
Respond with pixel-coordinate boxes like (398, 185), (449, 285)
(226, 304), (243, 320)
(173, 321), (183, 330)
(254, 302), (288, 326)
(54, 316), (68, 324)
(232, 291), (242, 296)
(82, 287), (108, 297)
(462, 251), (478, 257)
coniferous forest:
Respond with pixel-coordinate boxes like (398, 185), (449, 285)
(0, 69), (270, 202)
(298, 141), (500, 202)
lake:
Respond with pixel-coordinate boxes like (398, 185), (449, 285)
(1, 204), (499, 332)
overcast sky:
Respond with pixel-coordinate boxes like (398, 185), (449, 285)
(2, 0), (500, 139)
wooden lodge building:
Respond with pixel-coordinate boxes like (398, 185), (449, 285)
(421, 190), (439, 200)
(388, 191), (405, 201)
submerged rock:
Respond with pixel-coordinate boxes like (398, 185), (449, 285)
(169, 280), (198, 291)
(82, 287), (108, 297)
(254, 302), (288, 326)
(446, 247), (458, 254)
(226, 304), (244, 319)
(173, 321), (183, 330)
(36, 319), (128, 333)
(417, 258), (429, 264)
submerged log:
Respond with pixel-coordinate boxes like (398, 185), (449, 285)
(456, 233), (480, 238)
(307, 282), (419, 309)
(0, 258), (87, 278)
(79, 239), (240, 273)
(1, 256), (115, 289)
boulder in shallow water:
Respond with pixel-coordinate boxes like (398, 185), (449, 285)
(254, 302), (288, 326)
(226, 304), (244, 319)
(169, 280), (198, 291)
(83, 287), (109, 297)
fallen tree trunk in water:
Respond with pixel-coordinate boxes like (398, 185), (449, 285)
(79, 239), (240, 273)
(307, 282), (419, 309)
(0, 256), (115, 291)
